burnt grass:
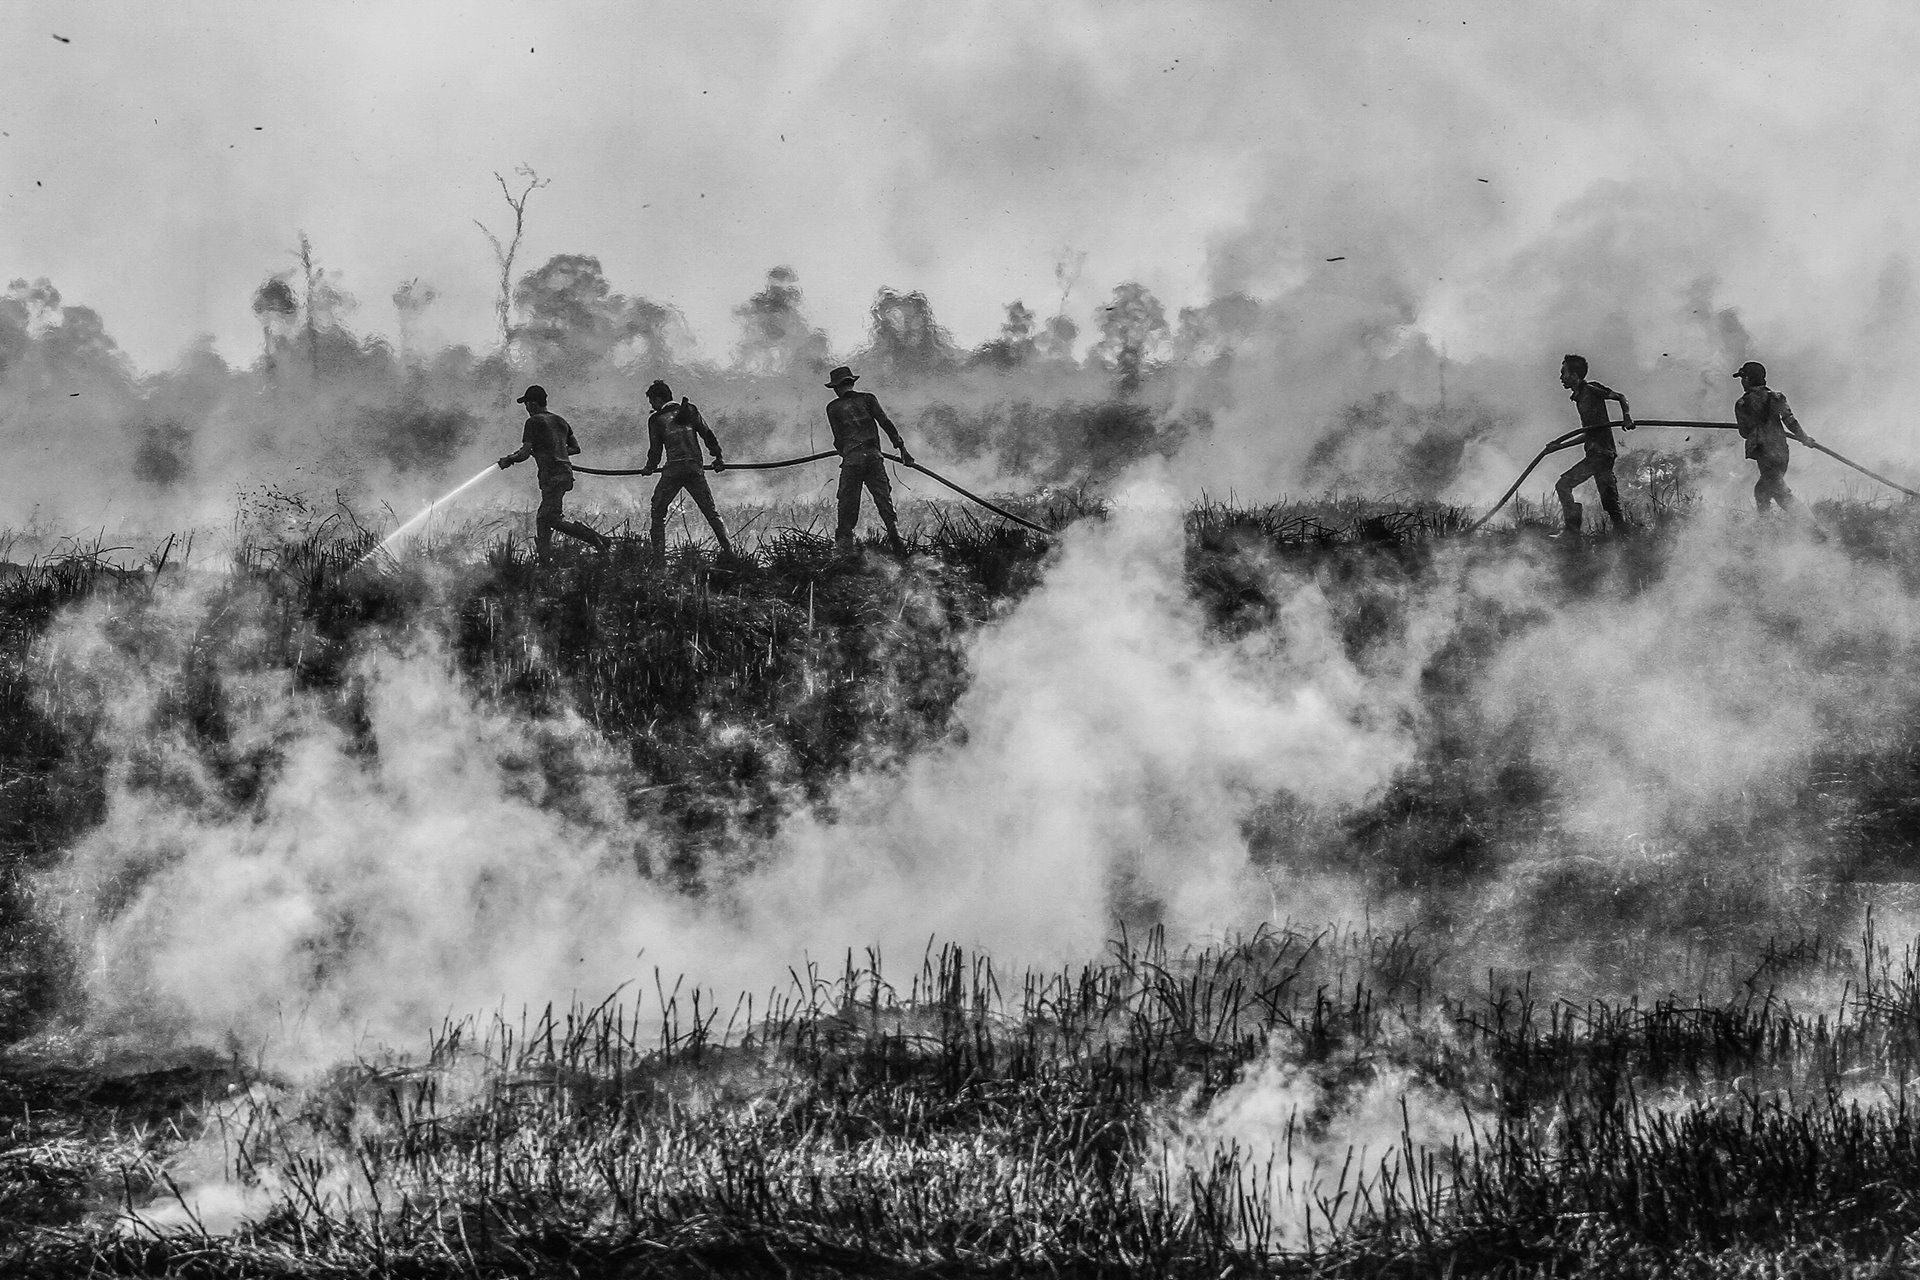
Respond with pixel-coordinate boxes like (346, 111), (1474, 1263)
(6, 494), (1920, 1274)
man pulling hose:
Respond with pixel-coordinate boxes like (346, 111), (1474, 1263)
(824, 365), (913, 556)
(1554, 353), (1635, 536)
(639, 379), (734, 568)
(1732, 360), (1817, 514)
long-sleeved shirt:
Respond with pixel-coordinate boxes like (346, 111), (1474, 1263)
(511, 411), (580, 485)
(825, 390), (906, 459)
(644, 399), (723, 471)
(1734, 386), (1806, 462)
(1568, 380), (1625, 457)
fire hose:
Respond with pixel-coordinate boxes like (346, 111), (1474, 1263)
(1463, 428), (1588, 532)
(1628, 421), (1920, 500)
(572, 451), (1058, 538)
(1467, 420), (1918, 532)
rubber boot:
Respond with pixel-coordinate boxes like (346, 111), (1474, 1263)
(1553, 503), (1583, 539)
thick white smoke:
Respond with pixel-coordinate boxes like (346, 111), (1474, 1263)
(39, 466), (1415, 1070)
(1471, 512), (1920, 852)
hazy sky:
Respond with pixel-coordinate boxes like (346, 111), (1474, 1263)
(2, 2), (1915, 375)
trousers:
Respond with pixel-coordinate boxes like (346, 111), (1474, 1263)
(1555, 450), (1624, 526)
(650, 464), (730, 559)
(835, 452), (899, 547)
(1753, 455), (1795, 512)
(536, 477), (602, 552)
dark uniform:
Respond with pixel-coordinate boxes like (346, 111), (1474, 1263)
(1734, 383), (1809, 513)
(825, 374), (910, 554)
(499, 390), (607, 555)
(644, 398), (732, 563)
(1555, 379), (1628, 531)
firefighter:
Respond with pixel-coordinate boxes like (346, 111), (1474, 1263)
(639, 379), (734, 566)
(497, 384), (609, 556)
(1553, 354), (1634, 535)
(823, 365), (912, 555)
(1733, 360), (1816, 513)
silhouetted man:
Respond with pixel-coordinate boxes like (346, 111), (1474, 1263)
(824, 365), (912, 555)
(1554, 354), (1634, 535)
(498, 384), (609, 556)
(640, 379), (734, 566)
(1733, 360), (1816, 513)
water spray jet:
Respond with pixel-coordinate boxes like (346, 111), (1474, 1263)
(354, 464), (502, 569)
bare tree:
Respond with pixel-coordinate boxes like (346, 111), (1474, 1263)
(474, 165), (549, 352)
(287, 232), (355, 379)
(296, 232), (321, 378)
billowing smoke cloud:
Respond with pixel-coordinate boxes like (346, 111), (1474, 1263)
(1452, 514), (1920, 907)
(38, 472), (1417, 1068)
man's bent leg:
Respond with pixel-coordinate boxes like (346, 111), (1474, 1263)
(539, 481), (605, 552)
(1555, 456), (1596, 532)
(551, 517), (605, 549)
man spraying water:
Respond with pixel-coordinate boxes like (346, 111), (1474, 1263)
(497, 384), (610, 558)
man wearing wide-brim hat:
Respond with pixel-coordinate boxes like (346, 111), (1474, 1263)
(823, 365), (913, 555)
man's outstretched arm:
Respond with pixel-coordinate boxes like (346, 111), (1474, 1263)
(871, 396), (913, 463)
(1778, 395), (1815, 445)
(1592, 380), (1633, 427)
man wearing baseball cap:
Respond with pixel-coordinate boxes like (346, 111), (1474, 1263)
(1732, 361), (1816, 514)
(823, 365), (913, 556)
(498, 384), (610, 557)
